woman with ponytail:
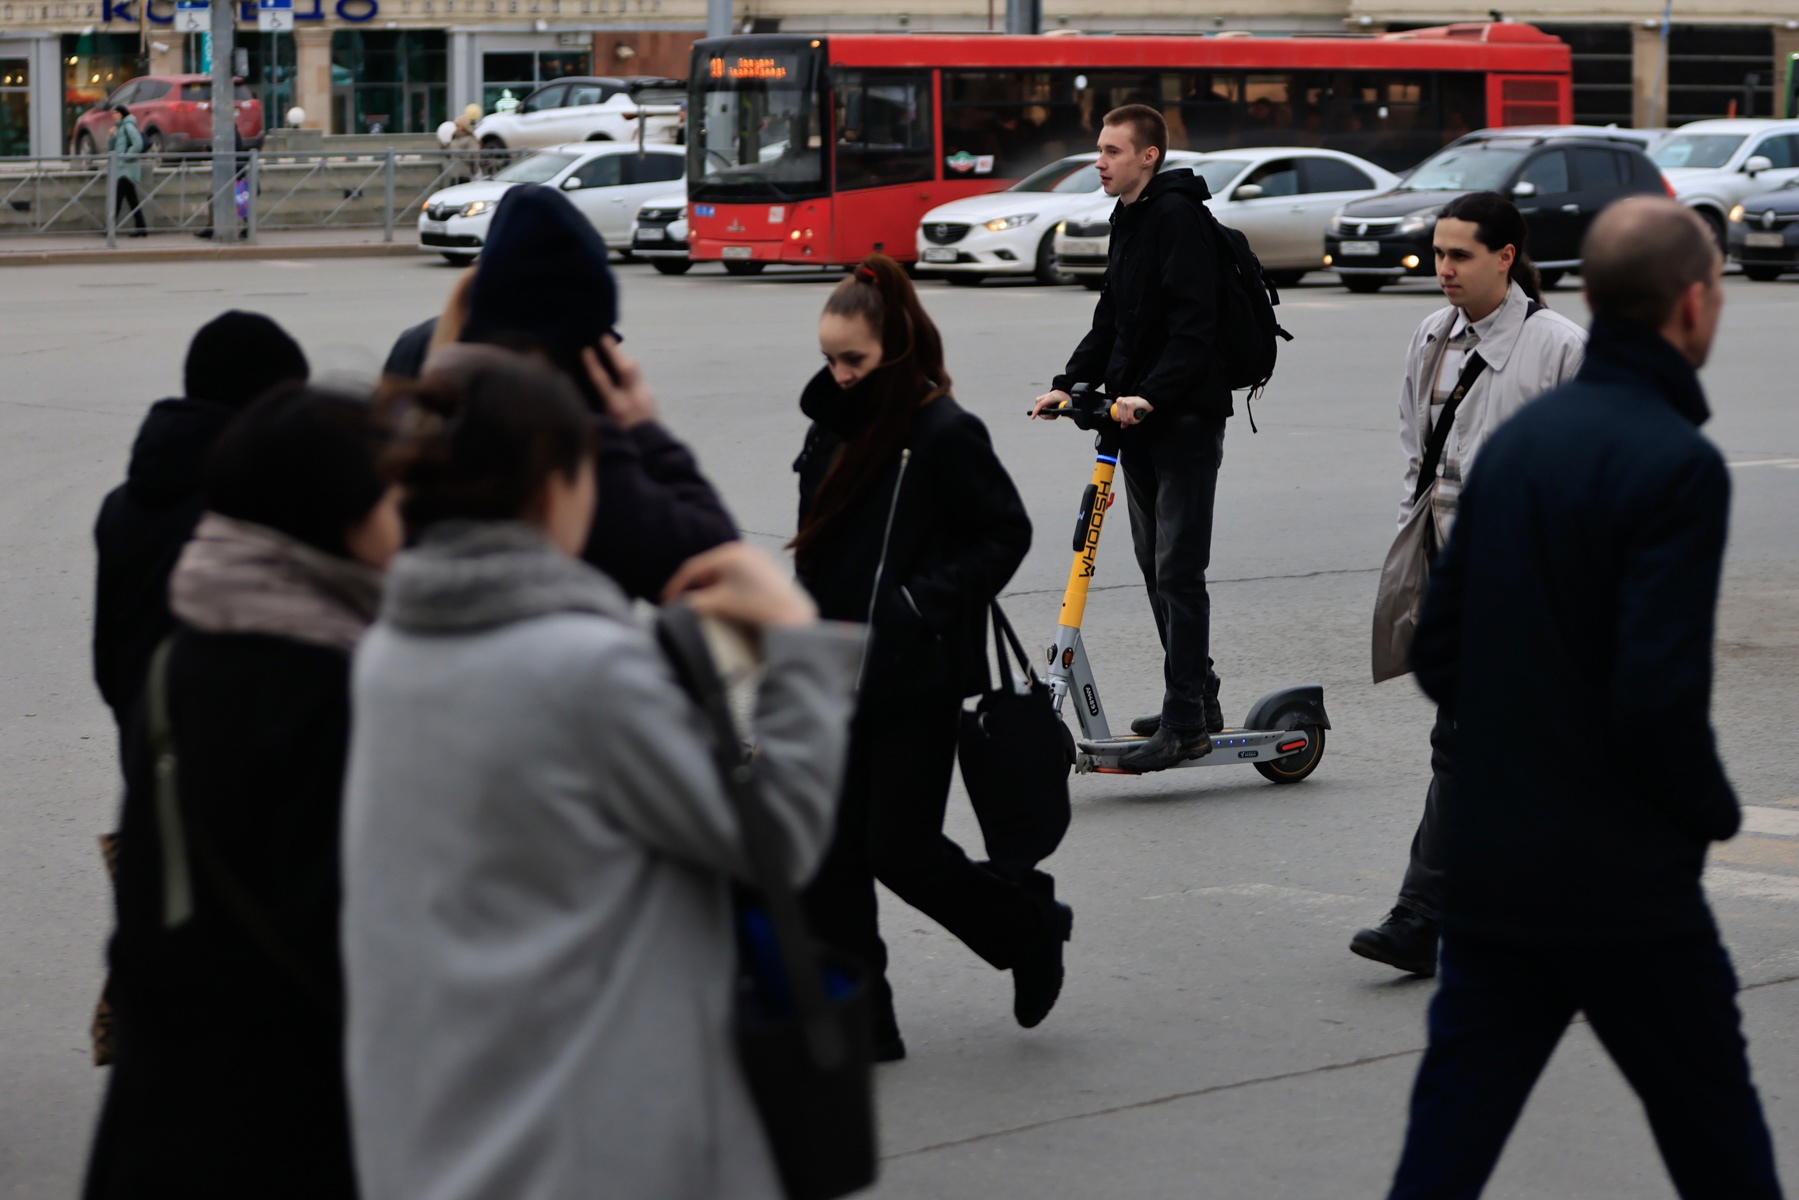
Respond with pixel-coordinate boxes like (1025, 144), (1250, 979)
(793, 254), (1071, 1059)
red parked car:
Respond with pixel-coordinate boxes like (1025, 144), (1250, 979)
(70, 75), (263, 157)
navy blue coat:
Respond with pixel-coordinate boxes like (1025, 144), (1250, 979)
(1413, 316), (1738, 944)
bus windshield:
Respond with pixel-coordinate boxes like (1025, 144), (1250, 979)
(690, 45), (825, 200)
(1399, 144), (1528, 191)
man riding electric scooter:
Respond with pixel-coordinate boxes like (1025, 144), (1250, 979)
(1031, 103), (1230, 773)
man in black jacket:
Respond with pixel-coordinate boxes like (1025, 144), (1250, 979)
(1033, 104), (1231, 771)
(91, 312), (309, 734)
(1387, 198), (1782, 1198)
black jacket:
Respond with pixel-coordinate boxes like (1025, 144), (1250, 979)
(86, 630), (358, 1198)
(92, 398), (234, 728)
(1052, 168), (1232, 431)
(1413, 317), (1737, 944)
(794, 369), (1031, 710)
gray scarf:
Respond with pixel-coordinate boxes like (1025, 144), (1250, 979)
(381, 520), (630, 634)
(170, 514), (384, 653)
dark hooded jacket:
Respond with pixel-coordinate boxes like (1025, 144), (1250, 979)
(92, 399), (234, 725)
(793, 368), (1030, 710)
(1052, 167), (1231, 433)
(1413, 317), (1737, 945)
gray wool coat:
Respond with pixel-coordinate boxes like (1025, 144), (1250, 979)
(341, 522), (861, 1200)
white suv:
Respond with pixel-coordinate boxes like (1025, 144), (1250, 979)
(475, 76), (684, 151)
(1649, 119), (1799, 244)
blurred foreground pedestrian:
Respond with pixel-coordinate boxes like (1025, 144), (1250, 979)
(92, 311), (309, 735)
(85, 387), (399, 1200)
(342, 353), (861, 1199)
(794, 255), (1068, 1061)
(1387, 197), (1782, 1199)
(1353, 192), (1585, 977)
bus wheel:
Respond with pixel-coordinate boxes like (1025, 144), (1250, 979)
(652, 258), (693, 275)
(1343, 276), (1386, 294)
(723, 260), (766, 276)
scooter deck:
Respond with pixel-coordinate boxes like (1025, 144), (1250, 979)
(1076, 727), (1315, 775)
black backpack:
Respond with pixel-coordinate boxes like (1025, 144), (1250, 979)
(1181, 194), (1294, 423)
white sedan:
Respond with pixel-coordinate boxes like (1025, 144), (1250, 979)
(474, 76), (684, 151)
(1053, 147), (1400, 289)
(418, 142), (686, 264)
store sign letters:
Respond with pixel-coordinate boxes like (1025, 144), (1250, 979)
(102, 0), (376, 22)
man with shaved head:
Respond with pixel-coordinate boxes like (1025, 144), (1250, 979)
(1387, 197), (1783, 1199)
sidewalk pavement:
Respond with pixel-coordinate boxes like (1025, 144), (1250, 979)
(0, 227), (424, 267)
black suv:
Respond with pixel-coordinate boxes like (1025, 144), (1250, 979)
(1325, 133), (1667, 293)
(1727, 179), (1799, 281)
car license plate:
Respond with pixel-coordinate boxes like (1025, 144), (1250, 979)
(1744, 231), (1785, 248)
(421, 220), (446, 233)
(1338, 240), (1380, 256)
(638, 227), (665, 241)
(721, 245), (753, 259)
(1060, 239), (1103, 255)
(921, 247), (958, 263)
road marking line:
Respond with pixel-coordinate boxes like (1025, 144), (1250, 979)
(1742, 806), (1799, 838)
(1707, 867), (1799, 904)
(1727, 458), (1799, 469)
(1140, 882), (1364, 908)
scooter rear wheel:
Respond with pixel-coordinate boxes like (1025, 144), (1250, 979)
(1254, 725), (1325, 784)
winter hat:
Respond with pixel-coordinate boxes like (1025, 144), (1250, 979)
(462, 184), (617, 353)
(183, 311), (311, 409)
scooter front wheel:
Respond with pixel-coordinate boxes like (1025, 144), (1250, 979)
(1254, 725), (1325, 784)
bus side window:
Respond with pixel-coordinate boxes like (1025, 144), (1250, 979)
(835, 72), (934, 191)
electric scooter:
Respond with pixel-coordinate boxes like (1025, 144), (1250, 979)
(1038, 384), (1330, 781)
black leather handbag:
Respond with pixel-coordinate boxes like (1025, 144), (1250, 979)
(656, 605), (877, 1200)
(957, 602), (1072, 883)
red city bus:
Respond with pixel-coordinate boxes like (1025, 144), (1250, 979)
(686, 24), (1571, 271)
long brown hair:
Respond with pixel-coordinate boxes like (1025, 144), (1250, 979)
(790, 254), (950, 560)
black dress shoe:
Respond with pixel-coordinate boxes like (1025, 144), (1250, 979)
(1119, 725), (1212, 772)
(1349, 906), (1439, 976)
(1013, 899), (1073, 1028)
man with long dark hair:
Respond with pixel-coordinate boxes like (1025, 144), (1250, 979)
(1031, 103), (1231, 772)
(1350, 192), (1585, 977)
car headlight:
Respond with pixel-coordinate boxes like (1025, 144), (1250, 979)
(461, 200), (489, 218)
(1397, 206), (1439, 235)
(1329, 206), (1346, 228)
(1056, 220), (1066, 234)
(983, 214), (1037, 232)
(1728, 204), (1745, 223)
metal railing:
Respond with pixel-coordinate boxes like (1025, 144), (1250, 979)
(0, 148), (526, 246)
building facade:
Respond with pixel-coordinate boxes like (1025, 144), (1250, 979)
(2, 0), (1795, 155)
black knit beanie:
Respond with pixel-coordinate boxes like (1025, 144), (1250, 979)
(203, 386), (390, 558)
(462, 184), (618, 353)
(183, 311), (310, 409)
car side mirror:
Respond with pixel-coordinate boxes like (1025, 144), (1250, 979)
(1510, 180), (1538, 198)
(1744, 155), (1773, 176)
(561, 176), (584, 191)
(1233, 183), (1264, 201)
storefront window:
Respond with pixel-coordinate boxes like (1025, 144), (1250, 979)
(481, 49), (591, 117)
(1, 58), (27, 158)
(62, 33), (142, 151)
(332, 30), (446, 135)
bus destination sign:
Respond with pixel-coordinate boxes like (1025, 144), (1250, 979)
(709, 55), (793, 81)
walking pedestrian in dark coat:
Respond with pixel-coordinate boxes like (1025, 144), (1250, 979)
(438, 184), (738, 600)
(86, 386), (400, 1200)
(1387, 197), (1783, 1199)
(1032, 104), (1231, 772)
(795, 255), (1070, 1062)
(91, 311), (309, 733)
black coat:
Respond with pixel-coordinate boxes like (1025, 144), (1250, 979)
(1413, 317), (1737, 945)
(794, 370), (1031, 710)
(1052, 168), (1232, 432)
(92, 398), (234, 728)
(86, 629), (358, 1199)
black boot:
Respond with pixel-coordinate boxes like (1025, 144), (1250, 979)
(1013, 895), (1073, 1029)
(1119, 725), (1212, 772)
(1349, 906), (1439, 976)
(1128, 678), (1225, 738)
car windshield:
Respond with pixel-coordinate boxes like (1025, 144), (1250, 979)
(1188, 159), (1250, 194)
(1651, 134), (1747, 169)
(495, 151), (578, 184)
(1399, 145), (1529, 191)
(690, 48), (824, 199)
(1010, 159), (1101, 193)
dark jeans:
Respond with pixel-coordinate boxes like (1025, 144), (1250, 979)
(1120, 415), (1225, 733)
(800, 696), (1047, 1038)
(116, 179), (146, 233)
(1396, 706), (1456, 922)
(1389, 930), (1783, 1200)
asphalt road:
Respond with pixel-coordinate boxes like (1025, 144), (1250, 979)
(3, 255), (1797, 1199)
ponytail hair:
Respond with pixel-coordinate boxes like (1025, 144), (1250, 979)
(1438, 191), (1543, 304)
(791, 254), (950, 562)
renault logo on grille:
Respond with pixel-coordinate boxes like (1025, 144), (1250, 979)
(1357, 222), (1369, 235)
(1764, 210), (1779, 230)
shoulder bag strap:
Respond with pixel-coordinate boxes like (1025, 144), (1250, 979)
(987, 601), (1037, 693)
(1410, 351), (1489, 508)
(656, 605), (848, 1071)
(147, 636), (335, 1010)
